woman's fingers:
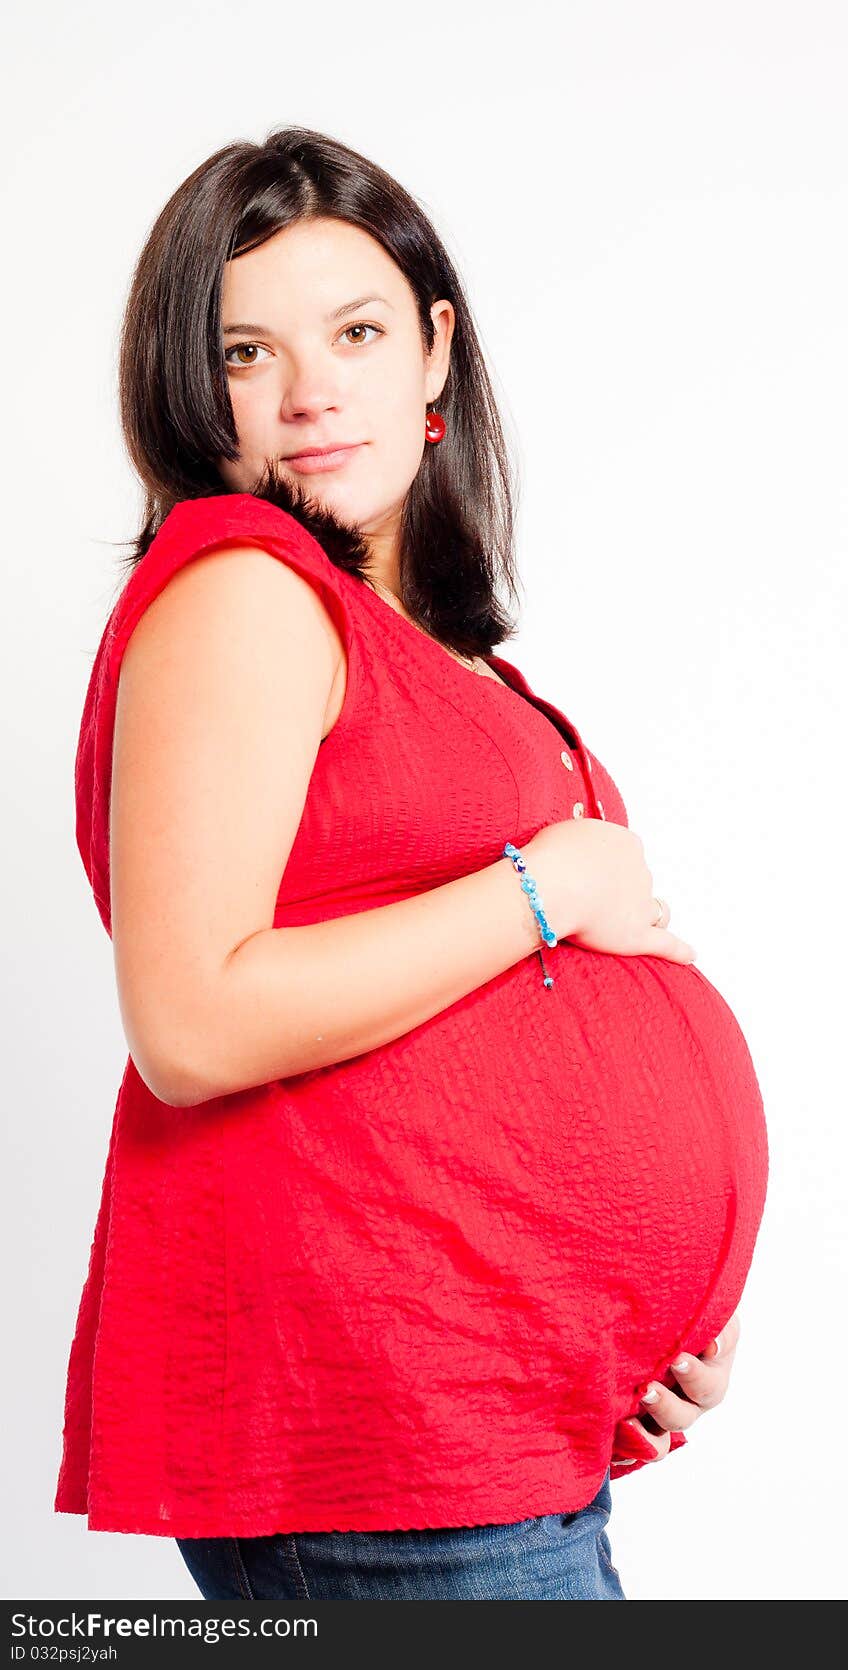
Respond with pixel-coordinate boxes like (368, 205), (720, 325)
(665, 1348), (728, 1412)
(705, 1311), (741, 1360)
(639, 1312), (743, 1430)
(675, 1313), (741, 1404)
(615, 1315), (743, 1465)
(639, 1378), (704, 1432)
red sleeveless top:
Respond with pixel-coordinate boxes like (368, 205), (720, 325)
(54, 494), (769, 1537)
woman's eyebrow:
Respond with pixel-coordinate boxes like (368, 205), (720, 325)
(222, 295), (395, 335)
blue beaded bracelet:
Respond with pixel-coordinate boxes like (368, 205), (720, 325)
(503, 841), (557, 988)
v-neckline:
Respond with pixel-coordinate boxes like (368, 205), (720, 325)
(354, 573), (588, 766)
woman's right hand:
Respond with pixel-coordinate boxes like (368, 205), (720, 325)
(526, 819), (697, 964)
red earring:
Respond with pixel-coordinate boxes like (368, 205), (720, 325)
(425, 408), (446, 444)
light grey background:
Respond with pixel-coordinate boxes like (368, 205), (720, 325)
(3, 0), (845, 1601)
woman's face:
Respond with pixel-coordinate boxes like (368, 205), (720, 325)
(216, 217), (454, 561)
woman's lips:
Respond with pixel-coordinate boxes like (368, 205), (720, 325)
(285, 444), (364, 474)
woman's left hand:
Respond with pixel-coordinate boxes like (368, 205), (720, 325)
(614, 1311), (741, 1465)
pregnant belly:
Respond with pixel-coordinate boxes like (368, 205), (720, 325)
(251, 948), (768, 1434)
(525, 948), (770, 1370)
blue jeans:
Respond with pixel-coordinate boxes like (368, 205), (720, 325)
(175, 1469), (625, 1600)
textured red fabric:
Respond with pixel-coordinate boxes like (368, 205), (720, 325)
(54, 494), (769, 1536)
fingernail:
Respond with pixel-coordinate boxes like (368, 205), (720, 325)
(641, 1386), (660, 1404)
(671, 1356), (690, 1374)
(712, 1333), (722, 1357)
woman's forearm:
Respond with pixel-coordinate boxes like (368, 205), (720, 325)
(166, 838), (566, 1105)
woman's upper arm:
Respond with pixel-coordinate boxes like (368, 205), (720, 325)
(109, 542), (340, 1103)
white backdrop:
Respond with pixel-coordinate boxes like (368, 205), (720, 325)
(3, 0), (845, 1603)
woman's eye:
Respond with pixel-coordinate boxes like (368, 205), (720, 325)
(224, 343), (271, 368)
(340, 322), (384, 346)
(224, 322), (384, 369)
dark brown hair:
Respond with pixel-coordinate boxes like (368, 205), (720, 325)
(117, 124), (522, 657)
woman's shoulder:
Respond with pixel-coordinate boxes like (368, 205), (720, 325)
(135, 492), (343, 600)
(104, 494), (357, 687)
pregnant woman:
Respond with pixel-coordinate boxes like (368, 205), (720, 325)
(54, 126), (768, 1601)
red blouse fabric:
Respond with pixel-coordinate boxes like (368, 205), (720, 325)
(54, 494), (769, 1537)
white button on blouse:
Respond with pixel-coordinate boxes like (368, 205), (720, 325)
(572, 801), (585, 818)
(560, 749), (574, 770)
